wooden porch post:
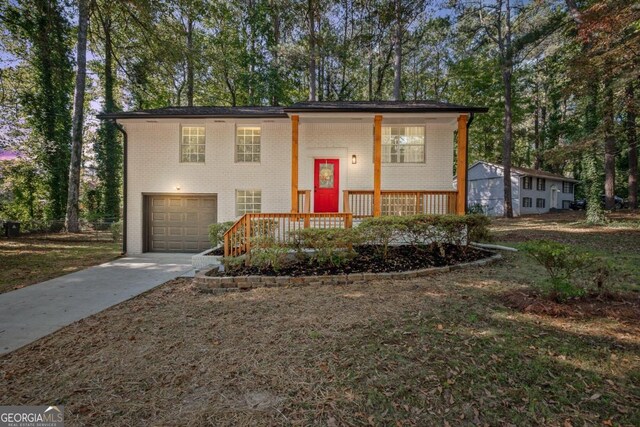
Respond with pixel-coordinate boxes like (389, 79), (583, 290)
(291, 115), (300, 213)
(456, 114), (468, 215)
(373, 114), (383, 217)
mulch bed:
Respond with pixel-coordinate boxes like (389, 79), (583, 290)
(206, 246), (224, 256)
(502, 290), (640, 323)
(207, 244), (489, 277)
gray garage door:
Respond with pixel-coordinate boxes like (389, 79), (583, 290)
(147, 195), (217, 253)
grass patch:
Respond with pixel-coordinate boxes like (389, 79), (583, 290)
(0, 233), (121, 294)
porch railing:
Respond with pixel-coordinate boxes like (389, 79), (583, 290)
(223, 212), (353, 258)
(343, 190), (458, 218)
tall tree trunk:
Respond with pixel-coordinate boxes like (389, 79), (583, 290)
(534, 84), (541, 169)
(627, 81), (638, 209)
(502, 63), (514, 218)
(99, 12), (121, 222)
(186, 17), (194, 107)
(603, 85), (616, 210)
(269, 0), (281, 106)
(65, 0), (89, 232)
(392, 0), (402, 101)
(308, 0), (317, 101)
(501, 0), (514, 218)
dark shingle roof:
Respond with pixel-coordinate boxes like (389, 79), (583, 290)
(472, 161), (580, 183)
(97, 106), (288, 120)
(511, 165), (580, 183)
(98, 100), (488, 120)
(284, 100), (488, 113)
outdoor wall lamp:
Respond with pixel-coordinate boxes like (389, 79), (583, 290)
(352, 154), (357, 164)
(176, 184), (181, 191)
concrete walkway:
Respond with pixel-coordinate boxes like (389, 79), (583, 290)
(0, 253), (193, 355)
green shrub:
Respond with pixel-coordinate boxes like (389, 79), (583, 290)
(209, 221), (235, 248)
(518, 240), (592, 301)
(110, 221), (122, 242)
(358, 216), (406, 259)
(222, 255), (246, 272)
(249, 238), (291, 272)
(464, 214), (492, 242)
(357, 214), (490, 258)
(294, 228), (360, 267)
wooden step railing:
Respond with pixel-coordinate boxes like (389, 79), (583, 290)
(343, 190), (458, 218)
(223, 212), (353, 258)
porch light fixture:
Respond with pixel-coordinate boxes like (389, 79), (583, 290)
(176, 184), (181, 191)
(352, 154), (357, 164)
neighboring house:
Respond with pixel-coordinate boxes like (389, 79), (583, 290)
(99, 101), (487, 254)
(465, 161), (579, 216)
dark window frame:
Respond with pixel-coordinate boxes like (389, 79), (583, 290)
(523, 197), (532, 207)
(536, 178), (546, 191)
(536, 198), (546, 208)
(562, 182), (573, 193)
(523, 176), (532, 190)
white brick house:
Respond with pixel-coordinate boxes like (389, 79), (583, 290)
(100, 101), (487, 254)
(465, 161), (579, 217)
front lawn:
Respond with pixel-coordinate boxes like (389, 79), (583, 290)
(0, 233), (121, 294)
(0, 212), (638, 425)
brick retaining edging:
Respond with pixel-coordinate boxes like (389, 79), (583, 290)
(194, 251), (502, 293)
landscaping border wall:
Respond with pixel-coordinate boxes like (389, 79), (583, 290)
(194, 251), (502, 293)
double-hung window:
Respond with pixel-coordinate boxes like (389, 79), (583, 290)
(523, 176), (532, 190)
(236, 190), (261, 216)
(382, 126), (425, 163)
(536, 178), (546, 191)
(180, 126), (205, 163)
(536, 198), (546, 208)
(236, 127), (261, 163)
(562, 182), (573, 193)
(523, 197), (532, 208)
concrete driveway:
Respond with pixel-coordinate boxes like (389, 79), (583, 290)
(0, 253), (193, 355)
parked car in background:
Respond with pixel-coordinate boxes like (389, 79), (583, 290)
(570, 195), (627, 210)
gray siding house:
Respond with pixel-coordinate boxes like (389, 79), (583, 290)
(465, 161), (579, 216)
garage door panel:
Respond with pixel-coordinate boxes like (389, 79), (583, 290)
(184, 227), (199, 236)
(152, 212), (166, 222)
(147, 195), (217, 253)
(152, 198), (166, 208)
(152, 226), (167, 236)
(168, 212), (183, 222)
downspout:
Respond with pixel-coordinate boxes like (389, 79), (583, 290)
(114, 121), (128, 255)
(465, 112), (475, 214)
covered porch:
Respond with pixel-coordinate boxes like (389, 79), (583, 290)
(288, 109), (471, 217)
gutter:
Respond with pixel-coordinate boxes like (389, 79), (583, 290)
(113, 121), (128, 255)
(465, 112), (475, 214)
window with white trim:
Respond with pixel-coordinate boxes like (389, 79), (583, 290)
(236, 127), (261, 163)
(382, 126), (425, 163)
(562, 182), (574, 193)
(180, 126), (205, 163)
(235, 190), (261, 216)
(523, 197), (532, 207)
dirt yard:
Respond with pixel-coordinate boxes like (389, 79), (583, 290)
(1, 211), (638, 426)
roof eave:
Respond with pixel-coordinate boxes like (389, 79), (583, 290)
(97, 113), (290, 120)
(283, 107), (489, 114)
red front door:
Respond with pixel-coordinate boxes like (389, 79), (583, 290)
(314, 159), (339, 212)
